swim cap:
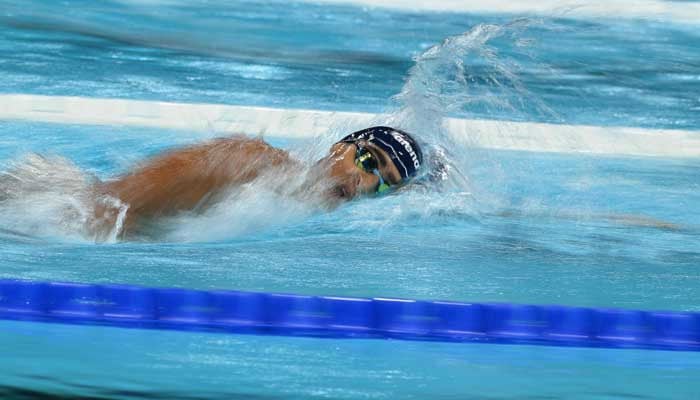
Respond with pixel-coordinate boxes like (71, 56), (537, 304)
(339, 126), (423, 181)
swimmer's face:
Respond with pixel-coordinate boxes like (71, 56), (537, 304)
(324, 140), (403, 199)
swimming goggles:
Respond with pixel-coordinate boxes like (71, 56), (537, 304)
(354, 146), (391, 194)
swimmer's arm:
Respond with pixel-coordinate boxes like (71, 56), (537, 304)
(96, 136), (295, 229)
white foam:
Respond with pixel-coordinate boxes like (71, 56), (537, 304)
(1, 94), (699, 158)
(314, 0), (700, 25)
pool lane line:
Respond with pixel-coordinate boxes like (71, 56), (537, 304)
(315, 0), (700, 25)
(1, 94), (699, 158)
(0, 279), (698, 352)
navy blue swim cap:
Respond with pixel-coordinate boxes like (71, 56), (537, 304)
(339, 126), (423, 181)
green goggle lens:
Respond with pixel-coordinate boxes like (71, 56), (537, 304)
(354, 147), (391, 195)
(355, 149), (377, 172)
(377, 183), (391, 193)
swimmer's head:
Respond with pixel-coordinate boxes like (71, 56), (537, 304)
(339, 126), (424, 182)
(322, 126), (423, 199)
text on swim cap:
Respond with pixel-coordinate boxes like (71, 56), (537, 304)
(391, 132), (421, 170)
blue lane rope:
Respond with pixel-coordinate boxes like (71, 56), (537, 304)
(0, 279), (698, 351)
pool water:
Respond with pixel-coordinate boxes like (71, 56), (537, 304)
(1, 0), (699, 399)
(1, 121), (698, 398)
(1, 0), (699, 129)
(1, 121), (699, 309)
(3, 319), (700, 400)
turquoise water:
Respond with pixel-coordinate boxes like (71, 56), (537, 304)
(3, 320), (700, 399)
(1, 121), (699, 310)
(1, 0), (700, 399)
(0, 120), (699, 398)
(1, 0), (699, 129)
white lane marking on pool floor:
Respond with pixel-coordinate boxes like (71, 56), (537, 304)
(1, 94), (699, 158)
(314, 0), (700, 25)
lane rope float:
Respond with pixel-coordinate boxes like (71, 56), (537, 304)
(0, 279), (698, 351)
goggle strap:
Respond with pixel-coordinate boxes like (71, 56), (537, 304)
(372, 169), (390, 194)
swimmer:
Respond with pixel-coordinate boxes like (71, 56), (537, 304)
(90, 126), (423, 239)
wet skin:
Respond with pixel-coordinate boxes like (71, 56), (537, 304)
(93, 135), (403, 238)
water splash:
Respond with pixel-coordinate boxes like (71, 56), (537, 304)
(364, 19), (552, 219)
(161, 169), (320, 243)
(304, 19), (551, 185)
(0, 154), (127, 243)
(388, 19), (550, 134)
(0, 20), (556, 243)
(292, 19), (557, 230)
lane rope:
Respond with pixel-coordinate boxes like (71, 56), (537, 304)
(1, 279), (698, 351)
(315, 0), (700, 25)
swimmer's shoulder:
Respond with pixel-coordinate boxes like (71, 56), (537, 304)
(205, 134), (297, 168)
(210, 134), (276, 151)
